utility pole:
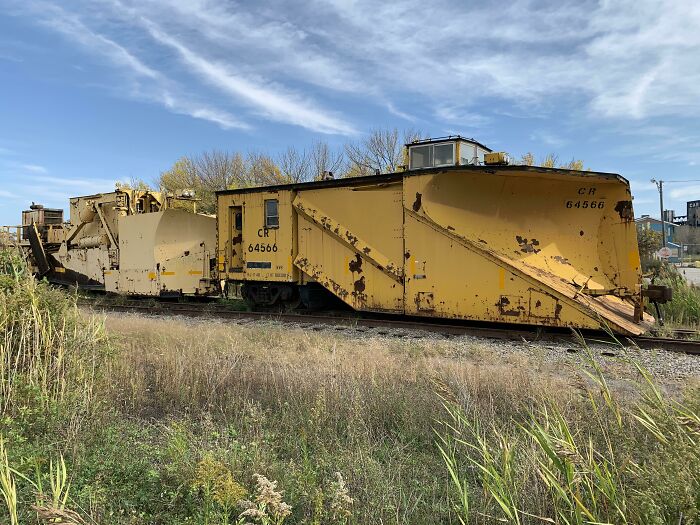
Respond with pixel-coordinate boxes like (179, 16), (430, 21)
(651, 178), (666, 247)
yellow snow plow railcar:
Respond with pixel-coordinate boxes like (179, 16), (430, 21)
(217, 136), (668, 336)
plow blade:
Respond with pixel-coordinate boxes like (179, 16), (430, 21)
(402, 166), (653, 335)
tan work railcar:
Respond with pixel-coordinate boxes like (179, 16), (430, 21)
(217, 138), (655, 335)
(20, 189), (218, 297)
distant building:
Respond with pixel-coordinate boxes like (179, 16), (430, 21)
(673, 214), (687, 226)
(635, 215), (676, 243)
(688, 200), (700, 227)
(663, 209), (675, 223)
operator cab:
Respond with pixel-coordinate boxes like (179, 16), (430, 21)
(406, 136), (508, 169)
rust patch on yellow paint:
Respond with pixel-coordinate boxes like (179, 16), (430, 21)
(497, 295), (523, 317)
(515, 235), (541, 254)
(349, 253), (363, 273)
(353, 275), (366, 293)
(614, 200), (634, 221)
(412, 192), (422, 212)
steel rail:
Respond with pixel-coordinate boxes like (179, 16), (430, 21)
(78, 299), (700, 356)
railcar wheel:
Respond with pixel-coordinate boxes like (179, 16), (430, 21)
(283, 295), (302, 311)
(241, 282), (299, 310)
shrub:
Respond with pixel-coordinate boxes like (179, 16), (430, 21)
(653, 263), (700, 328)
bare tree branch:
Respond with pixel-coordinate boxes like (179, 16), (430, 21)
(278, 146), (312, 183)
(310, 140), (345, 180)
(344, 127), (423, 177)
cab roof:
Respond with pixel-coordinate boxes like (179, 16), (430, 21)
(405, 135), (492, 152)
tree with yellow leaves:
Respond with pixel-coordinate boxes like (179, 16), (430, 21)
(519, 152), (585, 170)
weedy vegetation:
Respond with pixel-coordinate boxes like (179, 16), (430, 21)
(437, 353), (700, 524)
(655, 263), (700, 329)
(1, 247), (700, 524)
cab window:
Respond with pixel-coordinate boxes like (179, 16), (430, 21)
(409, 145), (432, 169)
(433, 143), (454, 166)
(265, 199), (279, 228)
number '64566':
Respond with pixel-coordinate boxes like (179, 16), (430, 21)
(566, 200), (604, 209)
(248, 243), (278, 253)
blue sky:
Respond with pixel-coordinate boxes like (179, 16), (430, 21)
(1, 0), (700, 225)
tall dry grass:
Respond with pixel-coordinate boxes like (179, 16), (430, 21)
(0, 249), (105, 416)
(99, 314), (581, 523)
(437, 351), (700, 524)
(0, 249), (103, 524)
(102, 314), (700, 524)
(105, 315), (566, 418)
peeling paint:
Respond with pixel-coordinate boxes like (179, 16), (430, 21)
(614, 200), (634, 221)
(515, 235), (541, 254)
(497, 295), (522, 316)
(353, 275), (366, 293)
(412, 192), (422, 212)
(349, 253), (363, 273)
(345, 231), (359, 245)
(555, 303), (563, 318)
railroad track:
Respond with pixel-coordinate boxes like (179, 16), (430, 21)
(78, 298), (700, 355)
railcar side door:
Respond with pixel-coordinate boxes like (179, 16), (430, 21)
(229, 206), (244, 272)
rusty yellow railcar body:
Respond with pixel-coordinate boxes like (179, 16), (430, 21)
(217, 146), (652, 335)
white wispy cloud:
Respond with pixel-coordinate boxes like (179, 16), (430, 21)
(529, 131), (566, 148)
(27, 174), (117, 194)
(6, 0), (700, 144)
(316, 0), (700, 123)
(20, 163), (47, 174)
(135, 15), (355, 135)
(7, 0), (248, 131)
(143, 0), (370, 96)
(669, 185), (700, 201)
(386, 102), (417, 122)
(434, 107), (491, 129)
